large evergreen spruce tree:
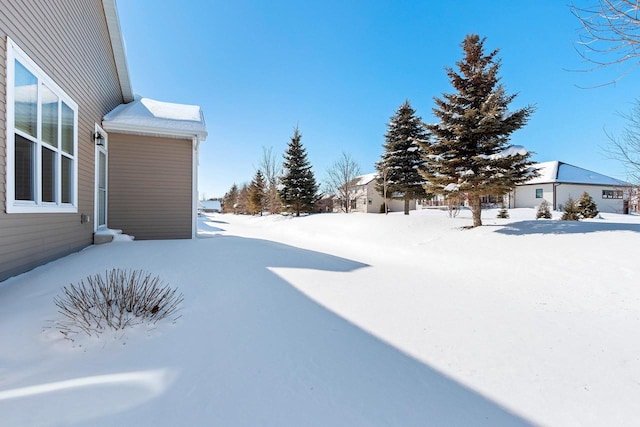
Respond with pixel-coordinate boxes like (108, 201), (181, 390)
(280, 127), (318, 216)
(420, 34), (535, 227)
(376, 100), (430, 215)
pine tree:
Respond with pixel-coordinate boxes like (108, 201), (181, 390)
(420, 34), (536, 227)
(561, 197), (581, 220)
(536, 200), (552, 219)
(280, 127), (319, 216)
(577, 191), (599, 219)
(248, 170), (266, 215)
(376, 100), (430, 215)
(222, 183), (239, 214)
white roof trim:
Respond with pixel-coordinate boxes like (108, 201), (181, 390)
(102, 0), (134, 103)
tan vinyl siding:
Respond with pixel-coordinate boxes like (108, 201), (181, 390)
(0, 0), (125, 281)
(108, 133), (193, 240)
(0, 36), (6, 203)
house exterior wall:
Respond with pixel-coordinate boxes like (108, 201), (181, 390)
(513, 183), (626, 213)
(349, 181), (413, 213)
(0, 0), (125, 281)
(108, 133), (193, 240)
(510, 184), (554, 210)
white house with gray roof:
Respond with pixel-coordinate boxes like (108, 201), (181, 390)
(508, 161), (631, 213)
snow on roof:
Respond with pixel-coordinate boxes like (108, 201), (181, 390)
(352, 173), (378, 186)
(103, 96), (207, 141)
(524, 161), (629, 186)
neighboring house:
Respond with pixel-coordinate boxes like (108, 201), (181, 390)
(199, 200), (221, 213)
(347, 173), (415, 213)
(629, 187), (639, 214)
(416, 194), (447, 209)
(314, 194), (334, 213)
(1, 0), (207, 281)
(507, 161), (631, 213)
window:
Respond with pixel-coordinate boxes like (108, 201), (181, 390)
(6, 38), (78, 213)
(602, 189), (623, 199)
(535, 188), (543, 198)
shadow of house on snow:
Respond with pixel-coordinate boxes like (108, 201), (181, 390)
(0, 235), (534, 426)
(197, 221), (225, 233)
(495, 220), (640, 236)
(171, 235), (533, 426)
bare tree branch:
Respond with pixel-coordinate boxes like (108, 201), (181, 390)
(324, 152), (361, 213)
(604, 100), (640, 183)
(572, 0), (640, 83)
(258, 146), (282, 214)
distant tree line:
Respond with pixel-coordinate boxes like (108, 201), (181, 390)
(221, 33), (538, 226)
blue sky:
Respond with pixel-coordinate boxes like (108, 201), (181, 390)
(117, 0), (640, 198)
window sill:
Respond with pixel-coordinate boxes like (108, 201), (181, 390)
(6, 204), (78, 214)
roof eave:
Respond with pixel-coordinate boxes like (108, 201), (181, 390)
(102, 0), (134, 103)
(102, 121), (207, 142)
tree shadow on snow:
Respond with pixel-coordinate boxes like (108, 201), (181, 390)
(495, 219), (640, 236)
(0, 235), (534, 427)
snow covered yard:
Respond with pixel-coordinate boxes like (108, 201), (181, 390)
(0, 208), (639, 426)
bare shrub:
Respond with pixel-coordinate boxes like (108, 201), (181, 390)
(54, 269), (183, 339)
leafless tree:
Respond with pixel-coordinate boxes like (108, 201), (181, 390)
(572, 1), (640, 82)
(605, 100), (640, 183)
(572, 2), (640, 182)
(258, 146), (282, 214)
(324, 152), (361, 213)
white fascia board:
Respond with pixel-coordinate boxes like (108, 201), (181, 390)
(102, 0), (134, 103)
(101, 121), (207, 142)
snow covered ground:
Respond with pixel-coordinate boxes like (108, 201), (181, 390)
(1, 208), (639, 426)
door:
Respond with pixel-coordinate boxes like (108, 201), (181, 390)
(94, 124), (108, 230)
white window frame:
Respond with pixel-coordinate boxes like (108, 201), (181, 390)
(5, 37), (79, 214)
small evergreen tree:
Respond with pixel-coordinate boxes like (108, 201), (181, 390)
(420, 34), (536, 227)
(496, 203), (509, 219)
(536, 200), (552, 219)
(280, 127), (319, 216)
(561, 197), (581, 220)
(376, 100), (429, 215)
(248, 170), (266, 215)
(577, 191), (599, 218)
(222, 183), (239, 214)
